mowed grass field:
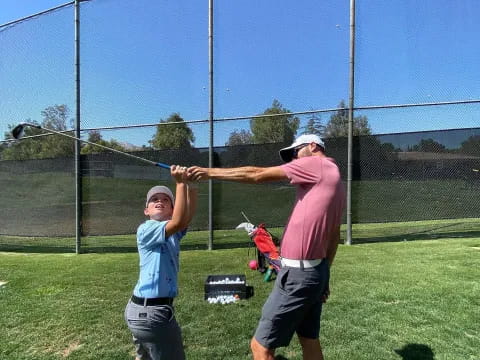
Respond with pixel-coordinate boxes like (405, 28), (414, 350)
(0, 225), (479, 360)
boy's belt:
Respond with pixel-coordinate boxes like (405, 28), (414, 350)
(281, 258), (324, 268)
(131, 295), (173, 306)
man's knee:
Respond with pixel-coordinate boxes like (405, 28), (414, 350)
(298, 336), (323, 360)
(250, 337), (275, 360)
(298, 336), (319, 346)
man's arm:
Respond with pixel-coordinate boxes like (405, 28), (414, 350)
(187, 166), (288, 184)
(321, 225), (341, 303)
(326, 225), (341, 267)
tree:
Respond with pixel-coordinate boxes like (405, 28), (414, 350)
(301, 112), (325, 136)
(225, 129), (253, 146)
(37, 105), (75, 159)
(411, 138), (446, 152)
(42, 105), (70, 131)
(380, 142), (400, 153)
(460, 135), (480, 156)
(80, 130), (127, 154)
(325, 100), (371, 138)
(149, 113), (195, 149)
(221, 130), (254, 167)
(1, 104), (74, 160)
(250, 100), (299, 144)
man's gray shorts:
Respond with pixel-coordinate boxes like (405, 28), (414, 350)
(254, 259), (329, 349)
(124, 300), (185, 360)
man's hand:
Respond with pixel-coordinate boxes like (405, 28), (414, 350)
(321, 284), (330, 303)
(187, 166), (210, 181)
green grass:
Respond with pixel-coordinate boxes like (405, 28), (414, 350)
(0, 228), (479, 359)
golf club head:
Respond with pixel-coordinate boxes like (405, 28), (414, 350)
(236, 222), (256, 236)
(11, 124), (26, 139)
(11, 123), (41, 139)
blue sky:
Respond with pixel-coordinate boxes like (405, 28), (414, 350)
(1, 0), (479, 148)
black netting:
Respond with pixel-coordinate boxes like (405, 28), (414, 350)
(2, 126), (480, 234)
(0, 156), (76, 253)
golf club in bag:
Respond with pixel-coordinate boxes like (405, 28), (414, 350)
(237, 212), (281, 282)
(11, 122), (170, 169)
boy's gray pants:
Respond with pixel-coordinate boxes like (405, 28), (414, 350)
(125, 299), (185, 360)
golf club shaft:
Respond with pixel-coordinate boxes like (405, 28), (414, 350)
(20, 124), (170, 169)
(241, 211), (252, 224)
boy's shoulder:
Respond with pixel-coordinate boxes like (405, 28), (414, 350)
(137, 219), (167, 233)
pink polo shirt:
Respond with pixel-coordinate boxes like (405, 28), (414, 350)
(280, 156), (345, 260)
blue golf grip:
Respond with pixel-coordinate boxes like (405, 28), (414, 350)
(156, 162), (171, 169)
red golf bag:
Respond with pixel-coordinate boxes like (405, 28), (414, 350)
(250, 223), (282, 281)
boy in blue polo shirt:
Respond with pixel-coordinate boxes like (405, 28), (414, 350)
(125, 165), (197, 360)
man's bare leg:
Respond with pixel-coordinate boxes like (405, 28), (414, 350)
(251, 337), (276, 360)
(298, 336), (324, 360)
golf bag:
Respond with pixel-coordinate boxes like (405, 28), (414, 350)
(237, 222), (282, 281)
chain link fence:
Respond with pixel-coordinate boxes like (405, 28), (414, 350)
(1, 0), (479, 252)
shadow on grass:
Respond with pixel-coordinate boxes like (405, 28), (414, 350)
(0, 245), (77, 254)
(394, 343), (435, 359)
(0, 245), (143, 254)
(82, 247), (137, 253)
(0, 242), (254, 254)
(2, 221), (479, 253)
(353, 227), (480, 244)
(83, 242), (255, 252)
(182, 241), (253, 251)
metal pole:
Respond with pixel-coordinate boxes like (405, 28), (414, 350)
(74, 0), (82, 253)
(346, 0), (356, 245)
(0, 1), (75, 29)
(208, 0), (214, 250)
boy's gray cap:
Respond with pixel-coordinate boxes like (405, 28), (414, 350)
(145, 185), (175, 207)
(279, 134), (325, 162)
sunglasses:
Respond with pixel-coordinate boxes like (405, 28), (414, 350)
(292, 144), (308, 158)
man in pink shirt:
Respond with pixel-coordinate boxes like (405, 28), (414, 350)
(188, 134), (345, 360)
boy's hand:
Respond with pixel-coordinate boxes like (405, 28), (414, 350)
(171, 165), (188, 183)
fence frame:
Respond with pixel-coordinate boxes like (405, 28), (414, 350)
(2, 1), (480, 251)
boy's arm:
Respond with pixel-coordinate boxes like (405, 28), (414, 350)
(165, 166), (188, 237)
(184, 184), (198, 227)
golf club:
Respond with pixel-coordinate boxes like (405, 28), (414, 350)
(11, 122), (171, 169)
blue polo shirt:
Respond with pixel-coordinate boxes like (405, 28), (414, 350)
(133, 220), (186, 298)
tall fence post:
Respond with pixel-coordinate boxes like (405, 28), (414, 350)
(346, 0), (356, 245)
(74, 0), (83, 253)
(208, 0), (214, 250)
